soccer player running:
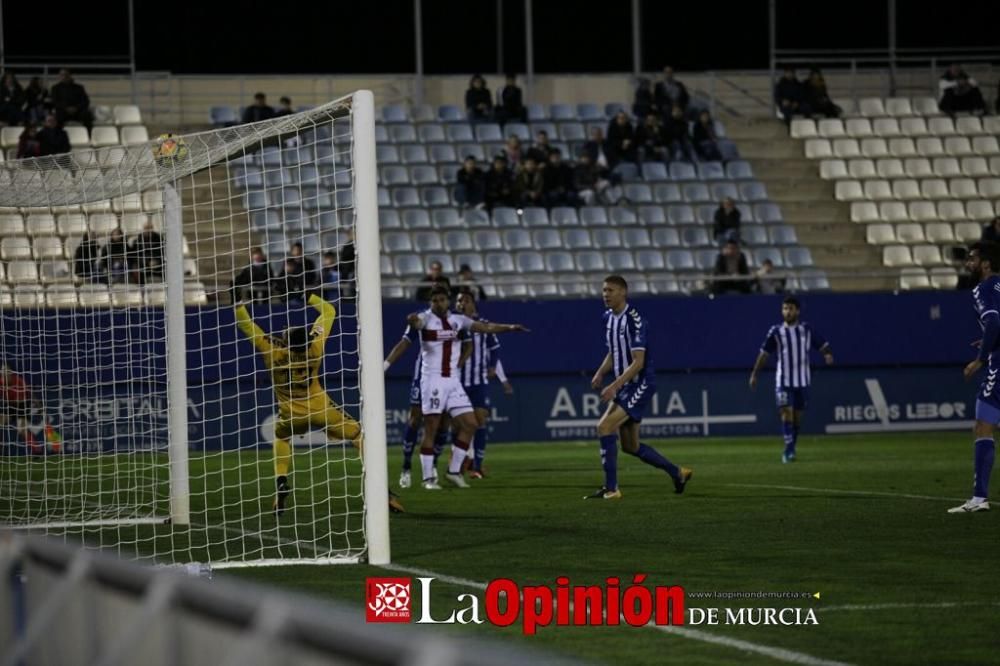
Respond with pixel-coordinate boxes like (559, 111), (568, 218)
(406, 286), (528, 489)
(749, 295), (833, 463)
(235, 293), (403, 516)
(456, 289), (512, 478)
(587, 275), (692, 500)
(949, 241), (999, 513)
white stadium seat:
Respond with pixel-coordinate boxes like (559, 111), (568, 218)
(882, 245), (914, 267)
(899, 268), (931, 290)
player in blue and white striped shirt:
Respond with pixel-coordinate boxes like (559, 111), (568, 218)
(587, 275), (692, 500)
(457, 289), (514, 478)
(749, 296), (834, 463)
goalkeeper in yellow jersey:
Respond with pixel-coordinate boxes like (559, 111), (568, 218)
(235, 293), (403, 516)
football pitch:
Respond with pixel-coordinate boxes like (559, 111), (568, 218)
(225, 433), (998, 666)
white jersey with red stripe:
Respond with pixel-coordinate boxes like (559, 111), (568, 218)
(415, 309), (474, 378)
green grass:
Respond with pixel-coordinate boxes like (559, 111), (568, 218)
(7, 433), (998, 665)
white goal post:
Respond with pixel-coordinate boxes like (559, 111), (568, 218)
(0, 91), (389, 567)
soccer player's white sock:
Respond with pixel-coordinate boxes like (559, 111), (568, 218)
(420, 453), (435, 481)
(448, 443), (470, 474)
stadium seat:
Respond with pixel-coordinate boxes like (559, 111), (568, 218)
(666, 162), (695, 181)
(411, 104), (436, 123)
(682, 183), (711, 203)
(973, 137), (1000, 155)
(560, 228), (590, 249)
(680, 227), (710, 247)
(929, 267), (959, 289)
(648, 276), (682, 295)
(899, 267), (931, 290)
(530, 122), (558, 139)
(65, 126), (89, 147)
(876, 158), (905, 178)
(665, 249), (695, 271)
(784, 247), (814, 268)
(120, 126), (148, 145)
(641, 162), (669, 182)
(544, 251), (575, 272)
(832, 138), (860, 158)
(895, 223), (926, 243)
(653, 184), (682, 203)
(472, 230), (502, 251)
(928, 117), (956, 136)
(419, 186), (450, 207)
(903, 158), (933, 178)
(533, 228), (563, 249)
(851, 202), (879, 223)
(889, 138), (917, 157)
(916, 137), (945, 157)
(866, 223), (896, 244)
(666, 205), (694, 226)
(431, 208), (462, 229)
(710, 182), (739, 202)
(726, 160), (754, 180)
(401, 145), (429, 164)
(416, 124), (446, 143)
(608, 207), (636, 226)
(848, 159), (877, 179)
(907, 201), (938, 222)
(883, 245), (914, 267)
(624, 184), (653, 204)
(0, 126), (21, 148)
(501, 228), (532, 251)
(768, 225), (798, 245)
(651, 227), (681, 247)
(379, 209), (402, 230)
(515, 251), (545, 273)
(860, 139), (889, 158)
(638, 206), (666, 225)
(819, 160), (848, 180)
(885, 97), (913, 117)
(44, 285), (77, 307)
(945, 137), (973, 156)
(873, 118), (902, 137)
(382, 232), (413, 254)
(558, 122), (586, 141)
(621, 227), (652, 249)
(0, 213), (25, 235)
(859, 98), (887, 117)
(8, 260), (38, 284)
(401, 209), (432, 229)
(549, 104), (576, 121)
(32, 236), (64, 260)
(504, 123), (530, 141)
(614, 162), (641, 182)
(443, 230), (473, 252)
(78, 284), (111, 307)
(891, 179), (921, 200)
(577, 104), (604, 121)
(835, 180), (863, 201)
(925, 222), (956, 243)
(1, 236), (33, 261)
(39, 259), (72, 283)
(389, 124), (418, 143)
(376, 145), (400, 164)
(966, 200), (994, 220)
(937, 200), (967, 221)
(381, 165), (410, 186)
(960, 157), (990, 177)
(698, 162), (726, 181)
(593, 228), (624, 249)
(790, 119), (816, 139)
(393, 254), (424, 277)
(754, 247), (784, 268)
(90, 126), (119, 147)
(210, 106), (239, 126)
(879, 201), (909, 222)
(381, 105), (409, 123)
(437, 105), (464, 122)
(911, 244), (943, 266)
(980, 178), (1000, 198)
(413, 231), (444, 253)
(818, 119), (846, 138)
(738, 181), (768, 202)
(572, 250), (605, 272)
(741, 225), (768, 246)
(753, 203), (783, 223)
(846, 118), (873, 137)
(919, 179), (949, 199)
(950, 178), (978, 199)
(525, 103), (547, 121)
(932, 157), (962, 178)
(955, 221), (982, 242)
(635, 249), (665, 271)
(603, 250), (634, 272)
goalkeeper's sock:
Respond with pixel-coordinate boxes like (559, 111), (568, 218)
(448, 441), (471, 474)
(274, 437), (292, 477)
(420, 453), (436, 482)
(974, 438), (996, 499)
(432, 428), (449, 466)
(401, 424), (419, 471)
(472, 427), (487, 472)
(628, 442), (680, 480)
(600, 434), (619, 491)
(781, 421), (795, 456)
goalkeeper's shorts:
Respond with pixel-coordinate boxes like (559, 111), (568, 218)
(275, 394), (360, 443)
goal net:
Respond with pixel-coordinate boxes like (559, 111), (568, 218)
(0, 91), (389, 567)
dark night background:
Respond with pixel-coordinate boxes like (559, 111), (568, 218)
(1, 0), (998, 74)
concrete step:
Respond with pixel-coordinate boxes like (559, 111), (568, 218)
(764, 181), (835, 202)
(778, 201), (850, 222)
(809, 244), (884, 268)
(722, 119), (789, 141)
(733, 139), (803, 159)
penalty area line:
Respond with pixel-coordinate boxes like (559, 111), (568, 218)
(723, 483), (994, 507)
(379, 563), (855, 666)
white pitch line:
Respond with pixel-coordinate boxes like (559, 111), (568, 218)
(724, 483), (994, 506)
(377, 564), (855, 666)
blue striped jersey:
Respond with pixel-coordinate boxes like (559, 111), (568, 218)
(402, 325), (422, 383)
(603, 304), (654, 385)
(973, 275), (1000, 364)
(761, 322), (828, 388)
(460, 317), (500, 386)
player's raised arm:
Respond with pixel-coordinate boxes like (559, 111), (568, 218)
(307, 293), (337, 354)
(383, 335), (413, 371)
(234, 302), (273, 354)
(469, 320), (530, 334)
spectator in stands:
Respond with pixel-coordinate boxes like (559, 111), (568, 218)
(484, 154), (515, 210)
(582, 126), (611, 173)
(803, 69), (841, 118)
(632, 78), (657, 118)
(754, 259), (786, 295)
(453, 264), (486, 301)
(663, 105), (694, 163)
(338, 229), (356, 282)
(0, 72), (24, 125)
(37, 114), (70, 156)
(49, 69), (92, 130)
(231, 247), (273, 303)
(606, 111), (638, 167)
(73, 233), (101, 283)
(692, 110), (722, 161)
(23, 77), (49, 125)
(542, 149), (578, 207)
(465, 74), (493, 122)
(635, 113), (666, 163)
(0, 363), (32, 444)
(16, 125), (41, 159)
(495, 73), (526, 125)
(320, 252), (340, 300)
(99, 228), (130, 284)
(573, 151), (611, 205)
(711, 240), (751, 295)
(277, 259), (309, 302)
(287, 242), (318, 286)
(981, 216), (1000, 243)
(940, 63), (970, 88)
(129, 220), (164, 283)
(274, 96), (295, 117)
(525, 130), (555, 165)
(713, 197), (741, 243)
(514, 156), (545, 207)
(939, 73), (987, 117)
(654, 66), (690, 115)
(504, 135), (523, 166)
(242, 92), (274, 124)
(774, 67), (806, 126)
(415, 260), (451, 302)
(455, 155), (486, 209)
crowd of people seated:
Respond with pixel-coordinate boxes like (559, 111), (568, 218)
(73, 221), (163, 285)
(2, 69), (94, 159)
(241, 92), (296, 124)
(773, 67), (842, 126)
(413, 259), (487, 302)
(230, 233), (355, 304)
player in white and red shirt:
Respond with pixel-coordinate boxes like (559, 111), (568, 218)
(406, 286), (528, 489)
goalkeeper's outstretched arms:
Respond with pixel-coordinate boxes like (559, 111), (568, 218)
(234, 301), (273, 355)
(307, 293), (337, 356)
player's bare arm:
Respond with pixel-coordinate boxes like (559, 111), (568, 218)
(819, 343), (834, 365)
(600, 350), (645, 402)
(469, 321), (530, 334)
(749, 351), (769, 390)
(591, 353), (613, 390)
(384, 337), (412, 370)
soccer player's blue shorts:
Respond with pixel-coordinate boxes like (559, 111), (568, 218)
(614, 379), (655, 423)
(408, 374), (422, 407)
(463, 384), (491, 411)
(776, 387), (809, 411)
(976, 371), (1000, 423)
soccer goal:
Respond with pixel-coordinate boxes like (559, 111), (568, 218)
(0, 91), (389, 567)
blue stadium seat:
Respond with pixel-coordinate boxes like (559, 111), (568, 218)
(377, 187), (391, 207)
(576, 104), (602, 121)
(376, 145), (400, 164)
(533, 229), (563, 249)
(485, 252), (516, 274)
(681, 227), (711, 247)
(301, 187), (332, 211)
(283, 146), (314, 165)
(725, 160), (754, 179)
(505, 123), (531, 141)
(636, 249), (665, 271)
(753, 202), (783, 223)
(444, 230), (473, 251)
(438, 105), (465, 122)
(614, 162), (641, 182)
(741, 226), (768, 246)
(563, 228), (592, 249)
(641, 162), (669, 182)
(250, 210), (282, 231)
(669, 162), (697, 181)
(698, 162), (726, 180)
(558, 122), (586, 142)
(609, 207), (637, 225)
(516, 251), (545, 272)
(592, 228), (623, 249)
(551, 207), (580, 227)
(259, 146), (283, 167)
(682, 183), (712, 203)
(769, 225), (799, 245)
(264, 167), (292, 188)
(401, 209), (432, 229)
(234, 167), (263, 190)
(381, 165), (410, 186)
(374, 125), (389, 143)
(785, 247), (814, 268)
(530, 283), (560, 298)
(420, 186), (451, 207)
(453, 144), (483, 162)
(696, 205), (716, 225)
(446, 125), (475, 142)
(622, 227), (652, 248)
(210, 106), (239, 126)
(653, 184), (682, 203)
(392, 187), (420, 207)
(710, 182), (740, 201)
(273, 187), (302, 208)
(400, 144), (429, 164)
(718, 140), (740, 161)
(394, 254), (424, 277)
(475, 124), (504, 142)
(503, 228), (533, 250)
(455, 252), (486, 274)
(492, 207), (520, 228)
(413, 231), (444, 253)
(530, 122), (558, 139)
(382, 105), (409, 123)
(665, 249), (695, 270)
(579, 206), (608, 227)
(667, 205), (696, 225)
(638, 206), (667, 225)
(418, 124), (447, 143)
(432, 209), (462, 229)
(739, 181), (769, 202)
(624, 184), (653, 204)
(526, 103), (547, 121)
(559, 282), (595, 297)
(473, 230), (503, 250)
(545, 251), (575, 272)
(411, 104), (436, 123)
(389, 124), (418, 143)
(799, 269), (830, 290)
(499, 284), (530, 298)
(649, 277), (681, 295)
(550, 104), (576, 121)
(652, 227), (680, 247)
(754, 247), (785, 268)
(604, 102), (627, 118)
(438, 166), (457, 185)
(606, 250), (636, 271)
(298, 165), (321, 186)
(575, 250), (607, 272)
(383, 231), (413, 253)
(694, 249), (719, 271)
(410, 165), (439, 185)
(379, 210), (402, 230)
(522, 207), (550, 227)
(463, 209), (492, 228)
